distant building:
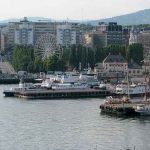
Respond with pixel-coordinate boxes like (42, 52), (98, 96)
(129, 26), (139, 45)
(94, 54), (143, 78)
(85, 22), (129, 48)
(94, 54), (128, 77)
(107, 22), (129, 45)
(6, 18), (82, 50)
(7, 17), (57, 49)
(33, 21), (57, 45)
(1, 26), (9, 51)
(128, 62), (143, 77)
(83, 31), (107, 47)
(56, 23), (76, 47)
(102, 53), (128, 75)
(14, 17), (34, 45)
(137, 30), (150, 60)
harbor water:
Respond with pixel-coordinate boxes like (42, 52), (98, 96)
(0, 85), (150, 150)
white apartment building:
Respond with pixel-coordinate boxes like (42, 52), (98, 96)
(1, 26), (9, 51)
(56, 23), (76, 47)
(14, 17), (34, 45)
(129, 26), (139, 45)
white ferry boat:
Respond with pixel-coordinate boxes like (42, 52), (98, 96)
(115, 83), (150, 97)
(3, 78), (45, 97)
(51, 82), (89, 90)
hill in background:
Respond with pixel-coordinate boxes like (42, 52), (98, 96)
(0, 9), (150, 25)
(88, 9), (150, 26)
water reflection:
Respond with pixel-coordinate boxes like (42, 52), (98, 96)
(100, 111), (150, 123)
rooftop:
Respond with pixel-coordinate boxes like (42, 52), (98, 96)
(103, 53), (127, 63)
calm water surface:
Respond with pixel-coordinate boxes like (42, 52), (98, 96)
(0, 85), (150, 150)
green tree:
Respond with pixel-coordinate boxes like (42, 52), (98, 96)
(12, 45), (34, 72)
(34, 56), (44, 72)
(128, 43), (143, 65)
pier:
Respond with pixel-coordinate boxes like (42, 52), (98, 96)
(4, 88), (111, 99)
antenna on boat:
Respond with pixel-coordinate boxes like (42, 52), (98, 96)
(127, 67), (130, 98)
(126, 45), (130, 99)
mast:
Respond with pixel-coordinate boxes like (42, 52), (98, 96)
(144, 60), (147, 101)
(126, 45), (130, 98)
(127, 66), (130, 98)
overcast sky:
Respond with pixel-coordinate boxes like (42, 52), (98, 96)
(1, 0), (150, 20)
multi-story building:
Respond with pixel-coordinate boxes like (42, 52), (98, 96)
(33, 21), (57, 45)
(128, 27), (150, 63)
(7, 18), (57, 49)
(14, 17), (34, 45)
(107, 22), (129, 45)
(56, 23), (76, 47)
(83, 31), (107, 47)
(1, 26), (9, 51)
(102, 53), (128, 75)
(129, 26), (139, 45)
(94, 54), (143, 78)
(137, 30), (150, 60)
(84, 22), (129, 48)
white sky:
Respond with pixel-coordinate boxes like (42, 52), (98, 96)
(1, 0), (150, 20)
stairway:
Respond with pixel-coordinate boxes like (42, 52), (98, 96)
(0, 62), (16, 74)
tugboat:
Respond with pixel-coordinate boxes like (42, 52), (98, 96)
(134, 60), (150, 115)
(100, 67), (137, 116)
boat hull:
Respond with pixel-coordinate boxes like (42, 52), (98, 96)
(3, 90), (15, 97)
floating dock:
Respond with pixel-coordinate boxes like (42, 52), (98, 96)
(4, 88), (111, 99)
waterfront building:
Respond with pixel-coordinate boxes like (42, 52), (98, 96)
(102, 53), (128, 76)
(94, 54), (143, 78)
(128, 62), (143, 77)
(94, 63), (105, 78)
(94, 54), (128, 78)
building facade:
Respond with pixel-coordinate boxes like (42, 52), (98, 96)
(84, 22), (129, 48)
(56, 23), (76, 47)
(1, 26), (9, 51)
(14, 17), (34, 45)
(129, 26), (139, 45)
(83, 31), (107, 47)
(94, 54), (143, 78)
(137, 30), (150, 60)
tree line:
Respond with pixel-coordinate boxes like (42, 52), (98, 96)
(12, 43), (143, 72)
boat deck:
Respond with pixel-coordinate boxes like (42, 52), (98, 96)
(100, 101), (150, 116)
